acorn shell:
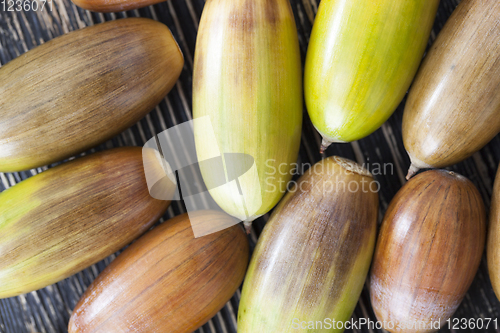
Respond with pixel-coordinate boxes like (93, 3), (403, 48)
(72, 0), (164, 13)
(370, 170), (486, 333)
(487, 166), (500, 301)
(68, 211), (249, 333)
(403, 0), (500, 177)
(238, 156), (378, 333)
(0, 147), (173, 298)
(192, 0), (302, 225)
(305, 0), (439, 148)
(0, 18), (184, 172)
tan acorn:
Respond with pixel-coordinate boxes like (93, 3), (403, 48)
(0, 18), (183, 172)
(403, 0), (500, 178)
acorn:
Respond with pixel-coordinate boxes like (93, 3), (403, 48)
(0, 147), (173, 299)
(488, 166), (500, 301)
(68, 211), (249, 333)
(192, 0), (302, 230)
(305, 0), (439, 151)
(0, 18), (183, 172)
(370, 170), (486, 333)
(238, 156), (378, 332)
(72, 0), (164, 13)
(403, 0), (500, 178)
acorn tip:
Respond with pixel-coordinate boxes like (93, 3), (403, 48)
(244, 221), (252, 234)
(406, 163), (420, 180)
(320, 138), (332, 155)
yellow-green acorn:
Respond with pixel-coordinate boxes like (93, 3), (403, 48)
(305, 0), (439, 151)
(193, 0), (302, 230)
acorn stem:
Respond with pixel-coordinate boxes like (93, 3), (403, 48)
(244, 221), (252, 234)
(320, 138), (333, 154)
(406, 163), (420, 180)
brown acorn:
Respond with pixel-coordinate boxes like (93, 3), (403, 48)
(68, 211), (249, 333)
(370, 170), (486, 333)
(403, 0), (500, 178)
(487, 167), (500, 301)
(72, 0), (165, 12)
(0, 147), (173, 298)
(0, 18), (183, 172)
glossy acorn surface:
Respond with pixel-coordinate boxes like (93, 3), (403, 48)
(0, 147), (172, 299)
(68, 211), (249, 333)
(403, 0), (500, 177)
(370, 170), (486, 333)
(193, 0), (302, 225)
(305, 0), (439, 149)
(488, 167), (500, 301)
(238, 157), (378, 333)
(72, 0), (165, 13)
(0, 18), (183, 172)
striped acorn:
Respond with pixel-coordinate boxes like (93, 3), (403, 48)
(193, 0), (302, 229)
(403, 0), (500, 178)
(68, 211), (249, 333)
(238, 157), (378, 333)
(0, 147), (174, 298)
(488, 166), (500, 301)
(304, 0), (439, 151)
(370, 170), (486, 333)
(0, 18), (183, 172)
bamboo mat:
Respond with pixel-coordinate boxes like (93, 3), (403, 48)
(1, 0), (500, 332)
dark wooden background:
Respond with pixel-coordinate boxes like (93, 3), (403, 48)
(1, 0), (499, 332)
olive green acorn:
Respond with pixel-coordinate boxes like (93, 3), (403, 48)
(238, 157), (378, 332)
(0, 147), (173, 298)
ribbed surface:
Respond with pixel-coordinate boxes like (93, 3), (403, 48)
(1, 0), (499, 332)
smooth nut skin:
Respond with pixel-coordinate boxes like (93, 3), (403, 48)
(193, 0), (302, 224)
(403, 0), (500, 175)
(487, 167), (500, 301)
(0, 18), (184, 172)
(0, 147), (172, 299)
(68, 211), (249, 333)
(305, 0), (439, 148)
(72, 0), (165, 12)
(238, 157), (378, 333)
(370, 170), (486, 333)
